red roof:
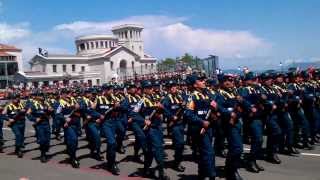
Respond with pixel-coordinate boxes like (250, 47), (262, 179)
(0, 51), (11, 57)
(0, 43), (22, 52)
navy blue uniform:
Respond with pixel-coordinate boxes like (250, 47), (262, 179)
(287, 82), (311, 147)
(140, 94), (167, 177)
(216, 87), (244, 177)
(163, 92), (185, 167)
(26, 99), (51, 160)
(3, 101), (26, 155)
(185, 89), (216, 179)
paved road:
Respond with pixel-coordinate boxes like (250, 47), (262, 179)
(1, 121), (320, 180)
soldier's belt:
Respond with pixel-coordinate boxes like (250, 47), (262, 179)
(171, 105), (180, 110)
(99, 105), (110, 109)
(227, 107), (234, 112)
(197, 110), (208, 115)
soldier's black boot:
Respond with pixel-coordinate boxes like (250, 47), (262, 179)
(158, 168), (170, 180)
(0, 141), (4, 153)
(247, 160), (259, 173)
(266, 153), (281, 164)
(303, 142), (314, 150)
(107, 163), (120, 175)
(141, 167), (154, 178)
(71, 158), (80, 168)
(16, 147), (23, 158)
(40, 151), (47, 163)
(90, 150), (103, 161)
(117, 146), (126, 154)
(225, 168), (243, 180)
(254, 161), (264, 171)
(288, 146), (300, 154)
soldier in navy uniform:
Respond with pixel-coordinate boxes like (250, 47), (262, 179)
(273, 73), (299, 155)
(258, 72), (282, 164)
(125, 81), (147, 164)
(184, 74), (217, 180)
(3, 94), (26, 158)
(287, 71), (313, 149)
(162, 79), (186, 172)
(216, 74), (244, 180)
(238, 72), (265, 173)
(0, 104), (5, 153)
(99, 84), (122, 175)
(139, 80), (170, 180)
(25, 92), (51, 163)
(82, 88), (103, 161)
(57, 89), (81, 168)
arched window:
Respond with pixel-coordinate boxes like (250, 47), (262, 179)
(131, 61), (134, 68)
(100, 41), (104, 48)
(151, 64), (154, 69)
(110, 61), (114, 70)
(145, 64), (148, 69)
(105, 41), (108, 48)
(91, 42), (94, 49)
(79, 43), (85, 51)
(120, 60), (127, 69)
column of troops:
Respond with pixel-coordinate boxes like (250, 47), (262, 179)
(0, 68), (320, 180)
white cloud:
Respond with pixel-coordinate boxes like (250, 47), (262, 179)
(1, 15), (272, 69)
(53, 15), (270, 59)
(0, 22), (30, 41)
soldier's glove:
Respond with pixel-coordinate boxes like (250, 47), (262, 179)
(36, 118), (41, 123)
(172, 116), (178, 121)
(210, 100), (217, 109)
(230, 112), (237, 125)
(202, 120), (210, 129)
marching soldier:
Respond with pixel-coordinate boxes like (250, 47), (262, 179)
(238, 72), (265, 173)
(139, 80), (170, 180)
(25, 92), (51, 163)
(273, 73), (299, 155)
(259, 72), (282, 164)
(99, 84), (122, 175)
(2, 94), (26, 158)
(216, 74), (244, 180)
(287, 71), (313, 149)
(162, 79), (186, 172)
(184, 74), (217, 180)
(58, 89), (82, 168)
(81, 88), (103, 161)
(125, 81), (147, 164)
(0, 104), (5, 153)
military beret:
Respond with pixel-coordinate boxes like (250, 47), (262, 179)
(243, 72), (256, 81)
(125, 81), (136, 88)
(206, 79), (219, 86)
(141, 80), (153, 88)
(165, 79), (177, 87)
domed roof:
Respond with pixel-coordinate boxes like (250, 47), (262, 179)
(75, 35), (117, 41)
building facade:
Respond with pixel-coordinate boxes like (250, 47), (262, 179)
(18, 24), (157, 86)
(0, 44), (23, 89)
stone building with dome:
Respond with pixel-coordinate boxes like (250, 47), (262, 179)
(18, 24), (157, 86)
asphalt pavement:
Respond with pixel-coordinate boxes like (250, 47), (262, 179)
(1, 121), (320, 180)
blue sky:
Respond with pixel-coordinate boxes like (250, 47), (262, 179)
(0, 0), (319, 70)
